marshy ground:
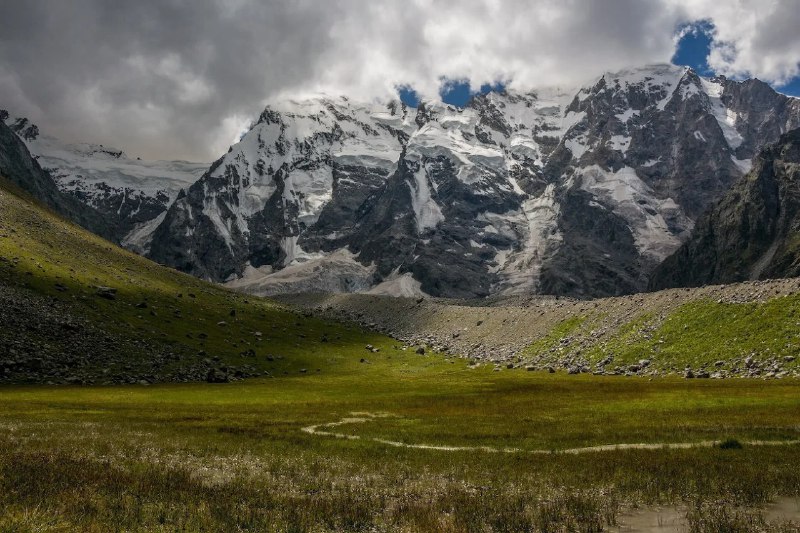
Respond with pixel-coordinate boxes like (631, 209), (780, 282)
(1, 370), (799, 531)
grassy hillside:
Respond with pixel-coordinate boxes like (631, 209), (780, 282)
(283, 280), (800, 378)
(0, 177), (412, 384)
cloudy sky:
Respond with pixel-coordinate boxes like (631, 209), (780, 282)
(1, 0), (799, 162)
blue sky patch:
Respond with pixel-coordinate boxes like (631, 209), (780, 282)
(399, 20), (799, 106)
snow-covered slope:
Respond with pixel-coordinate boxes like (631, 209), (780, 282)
(1, 111), (207, 251)
(148, 64), (800, 298)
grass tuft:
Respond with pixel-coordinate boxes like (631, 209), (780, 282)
(719, 438), (744, 450)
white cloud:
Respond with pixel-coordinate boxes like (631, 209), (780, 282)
(671, 0), (800, 84)
(0, 0), (797, 161)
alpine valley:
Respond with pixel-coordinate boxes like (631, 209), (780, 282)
(5, 51), (800, 531)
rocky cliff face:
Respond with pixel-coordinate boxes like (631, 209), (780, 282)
(0, 119), (113, 240)
(649, 128), (800, 289)
(1, 112), (207, 251)
(145, 64), (800, 298)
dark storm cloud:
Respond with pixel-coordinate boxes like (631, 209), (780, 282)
(0, 0), (336, 160)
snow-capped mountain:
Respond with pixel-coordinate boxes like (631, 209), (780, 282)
(143, 64), (799, 298)
(1, 110), (207, 251)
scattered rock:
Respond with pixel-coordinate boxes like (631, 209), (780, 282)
(206, 368), (229, 383)
(95, 286), (117, 300)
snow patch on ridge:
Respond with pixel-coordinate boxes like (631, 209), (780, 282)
(408, 165), (444, 233)
(701, 78), (745, 149)
(578, 166), (690, 262)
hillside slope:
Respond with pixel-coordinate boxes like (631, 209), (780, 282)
(0, 119), (113, 241)
(279, 276), (800, 379)
(650, 128), (800, 289)
(0, 177), (399, 385)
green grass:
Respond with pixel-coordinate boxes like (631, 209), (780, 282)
(522, 315), (587, 363)
(584, 298), (800, 371)
(1, 374), (799, 531)
(0, 177), (408, 381)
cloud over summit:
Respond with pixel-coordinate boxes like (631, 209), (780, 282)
(0, 0), (797, 161)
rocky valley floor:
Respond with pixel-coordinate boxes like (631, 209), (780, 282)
(277, 276), (800, 379)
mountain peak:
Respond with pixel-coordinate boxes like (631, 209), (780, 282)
(145, 65), (800, 298)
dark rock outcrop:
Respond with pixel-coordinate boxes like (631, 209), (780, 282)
(650, 128), (800, 289)
(0, 120), (115, 240)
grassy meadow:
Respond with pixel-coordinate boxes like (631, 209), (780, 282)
(1, 371), (800, 531)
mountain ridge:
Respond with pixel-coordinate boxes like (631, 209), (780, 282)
(0, 111), (207, 250)
(649, 127), (800, 289)
(148, 64), (800, 298)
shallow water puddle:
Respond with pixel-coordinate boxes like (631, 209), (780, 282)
(766, 497), (800, 522)
(611, 498), (800, 532)
(611, 505), (685, 532)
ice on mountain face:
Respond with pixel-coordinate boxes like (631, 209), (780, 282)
(407, 121), (507, 189)
(283, 166), (334, 227)
(578, 165), (690, 262)
(150, 64), (799, 298)
(20, 129), (204, 199)
(564, 137), (588, 160)
(2, 112), (207, 251)
(122, 211), (167, 254)
(408, 164), (444, 233)
(208, 96), (411, 222)
(609, 135), (631, 154)
(281, 235), (325, 266)
(701, 78), (745, 149)
(616, 108), (639, 123)
(495, 183), (562, 294)
(732, 157), (753, 174)
(474, 182), (562, 293)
